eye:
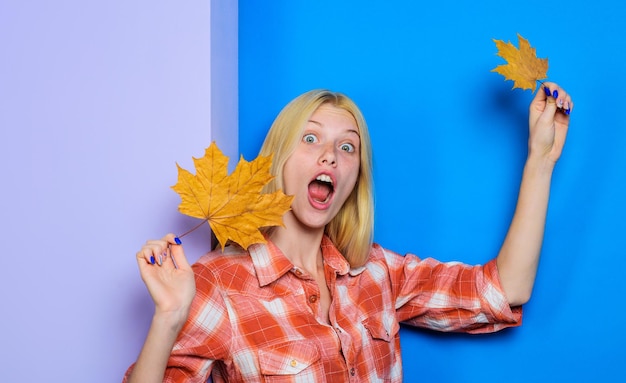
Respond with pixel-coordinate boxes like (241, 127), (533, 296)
(340, 143), (355, 153)
(303, 133), (318, 144)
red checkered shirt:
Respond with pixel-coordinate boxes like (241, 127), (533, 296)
(124, 235), (521, 382)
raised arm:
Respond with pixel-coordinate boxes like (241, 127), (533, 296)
(496, 82), (573, 306)
(126, 234), (196, 383)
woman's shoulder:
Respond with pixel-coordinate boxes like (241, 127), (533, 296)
(368, 242), (403, 262)
(192, 243), (258, 289)
(365, 242), (426, 270)
(348, 243), (396, 274)
(195, 243), (253, 270)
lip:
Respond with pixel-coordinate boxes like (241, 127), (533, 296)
(308, 171), (336, 210)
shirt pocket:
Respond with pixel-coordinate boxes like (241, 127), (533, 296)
(258, 340), (322, 380)
(363, 316), (400, 379)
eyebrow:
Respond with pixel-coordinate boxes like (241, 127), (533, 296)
(307, 119), (361, 137)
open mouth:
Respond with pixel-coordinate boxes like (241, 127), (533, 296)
(308, 174), (334, 204)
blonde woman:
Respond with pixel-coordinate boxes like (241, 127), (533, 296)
(125, 83), (572, 382)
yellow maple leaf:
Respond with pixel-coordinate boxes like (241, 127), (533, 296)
(172, 142), (294, 250)
(491, 33), (548, 92)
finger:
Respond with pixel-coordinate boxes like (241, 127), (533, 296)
(136, 238), (169, 265)
(544, 82), (573, 116)
(539, 81), (552, 102)
(554, 88), (569, 113)
(541, 82), (559, 115)
(559, 91), (573, 116)
(136, 245), (160, 265)
(566, 99), (574, 115)
(168, 237), (191, 270)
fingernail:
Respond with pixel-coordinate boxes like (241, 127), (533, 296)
(158, 254), (163, 266)
(557, 99), (563, 108)
(566, 108), (571, 115)
(552, 90), (559, 99)
(544, 86), (551, 96)
(174, 237), (182, 245)
(150, 255), (155, 265)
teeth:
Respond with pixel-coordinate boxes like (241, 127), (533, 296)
(316, 174), (332, 184)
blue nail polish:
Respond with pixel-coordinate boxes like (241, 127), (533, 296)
(552, 90), (559, 99)
(566, 108), (570, 115)
(150, 255), (155, 265)
(544, 86), (551, 96)
(174, 237), (182, 245)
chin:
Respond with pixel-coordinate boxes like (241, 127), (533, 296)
(302, 219), (330, 231)
(298, 214), (333, 231)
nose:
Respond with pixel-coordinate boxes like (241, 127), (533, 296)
(319, 144), (337, 166)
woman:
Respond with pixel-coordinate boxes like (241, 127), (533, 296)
(125, 83), (573, 382)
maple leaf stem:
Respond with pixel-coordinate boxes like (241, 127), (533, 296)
(178, 219), (210, 239)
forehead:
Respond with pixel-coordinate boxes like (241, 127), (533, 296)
(308, 104), (359, 132)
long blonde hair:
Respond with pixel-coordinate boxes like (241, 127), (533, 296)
(259, 89), (374, 267)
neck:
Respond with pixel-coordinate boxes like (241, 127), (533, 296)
(269, 214), (325, 273)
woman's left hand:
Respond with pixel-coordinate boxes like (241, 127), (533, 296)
(528, 82), (573, 164)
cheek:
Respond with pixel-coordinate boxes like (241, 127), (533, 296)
(282, 160), (304, 195)
(342, 164), (361, 194)
(281, 171), (295, 195)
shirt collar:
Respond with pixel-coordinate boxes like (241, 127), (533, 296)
(320, 235), (351, 276)
(248, 235), (352, 287)
(248, 239), (294, 287)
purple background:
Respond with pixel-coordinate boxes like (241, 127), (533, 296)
(0, 1), (236, 381)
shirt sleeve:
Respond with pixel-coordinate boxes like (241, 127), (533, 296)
(380, 245), (522, 334)
(122, 260), (232, 383)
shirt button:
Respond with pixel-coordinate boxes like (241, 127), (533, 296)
(309, 295), (318, 303)
(290, 359), (298, 367)
(350, 367), (355, 376)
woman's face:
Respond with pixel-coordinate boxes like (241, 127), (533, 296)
(282, 103), (361, 230)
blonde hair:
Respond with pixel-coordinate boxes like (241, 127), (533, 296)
(259, 89), (374, 267)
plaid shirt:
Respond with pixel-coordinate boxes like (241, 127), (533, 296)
(124, 235), (521, 382)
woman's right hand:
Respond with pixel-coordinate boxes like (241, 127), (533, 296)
(126, 234), (196, 382)
(136, 233), (196, 325)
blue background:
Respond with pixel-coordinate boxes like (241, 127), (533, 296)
(239, 1), (626, 381)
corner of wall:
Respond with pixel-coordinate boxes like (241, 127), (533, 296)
(210, 0), (238, 168)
